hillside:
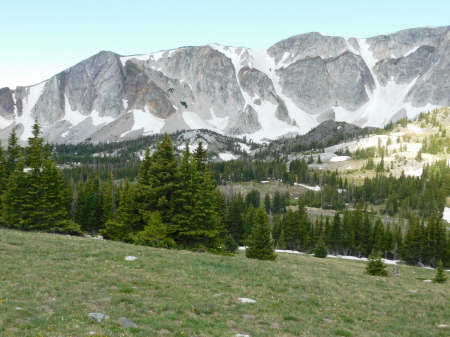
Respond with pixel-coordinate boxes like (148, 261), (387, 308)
(0, 228), (449, 337)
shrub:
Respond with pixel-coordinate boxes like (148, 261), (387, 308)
(433, 261), (447, 283)
(313, 237), (328, 258)
(365, 250), (388, 277)
(223, 234), (239, 253)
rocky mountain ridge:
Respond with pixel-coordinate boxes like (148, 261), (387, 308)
(1, 25), (449, 144)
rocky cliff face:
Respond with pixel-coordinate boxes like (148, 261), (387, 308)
(1, 26), (450, 144)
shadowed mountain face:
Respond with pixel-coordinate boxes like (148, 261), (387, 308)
(1, 26), (450, 144)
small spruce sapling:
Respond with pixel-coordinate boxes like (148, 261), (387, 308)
(432, 261), (447, 283)
(364, 250), (388, 277)
(246, 207), (277, 261)
(313, 237), (328, 258)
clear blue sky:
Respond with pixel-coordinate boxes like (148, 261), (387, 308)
(1, 0), (449, 89)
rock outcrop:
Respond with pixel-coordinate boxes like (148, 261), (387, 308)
(1, 25), (450, 144)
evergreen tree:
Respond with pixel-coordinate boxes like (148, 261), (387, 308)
(277, 228), (287, 250)
(246, 207), (277, 261)
(432, 261), (447, 283)
(283, 209), (298, 250)
(3, 121), (72, 232)
(174, 142), (220, 248)
(225, 193), (245, 244)
(5, 127), (21, 179)
(243, 204), (256, 245)
(100, 179), (139, 241)
(401, 215), (424, 265)
(313, 237), (328, 258)
(0, 141), (7, 200)
(365, 250), (388, 277)
(147, 133), (178, 224)
(102, 172), (115, 224)
(264, 193), (271, 214)
(331, 212), (342, 254)
(245, 189), (260, 209)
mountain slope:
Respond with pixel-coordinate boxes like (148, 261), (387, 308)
(1, 26), (449, 144)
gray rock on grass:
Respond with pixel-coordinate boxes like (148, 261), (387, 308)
(88, 312), (109, 322)
(117, 317), (138, 328)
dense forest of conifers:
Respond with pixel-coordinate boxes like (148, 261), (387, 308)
(1, 122), (450, 267)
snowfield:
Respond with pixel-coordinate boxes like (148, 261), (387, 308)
(330, 156), (350, 162)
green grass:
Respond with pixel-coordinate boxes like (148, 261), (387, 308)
(1, 229), (449, 336)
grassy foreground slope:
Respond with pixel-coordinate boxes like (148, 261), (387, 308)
(0, 229), (449, 337)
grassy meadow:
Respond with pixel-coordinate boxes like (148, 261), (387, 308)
(0, 228), (449, 337)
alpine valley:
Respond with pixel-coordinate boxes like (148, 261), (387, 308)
(1, 25), (450, 144)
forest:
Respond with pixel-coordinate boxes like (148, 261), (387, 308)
(1, 121), (450, 267)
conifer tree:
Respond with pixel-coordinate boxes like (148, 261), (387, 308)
(277, 228), (287, 250)
(243, 204), (256, 244)
(102, 172), (115, 224)
(283, 209), (298, 250)
(314, 237), (328, 258)
(225, 193), (245, 244)
(3, 121), (72, 232)
(147, 133), (178, 224)
(100, 179), (138, 241)
(365, 250), (388, 277)
(331, 212), (342, 254)
(246, 207), (277, 261)
(5, 127), (21, 179)
(0, 142), (7, 210)
(432, 261), (447, 283)
(173, 142), (220, 248)
(264, 193), (271, 214)
(245, 189), (260, 209)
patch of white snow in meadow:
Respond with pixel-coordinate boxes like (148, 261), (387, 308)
(328, 254), (400, 265)
(330, 156), (350, 162)
(239, 247), (400, 264)
(237, 298), (256, 303)
(294, 183), (321, 191)
(219, 153), (237, 161)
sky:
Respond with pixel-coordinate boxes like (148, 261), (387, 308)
(1, 0), (449, 89)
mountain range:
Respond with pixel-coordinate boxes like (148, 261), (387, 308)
(1, 25), (449, 144)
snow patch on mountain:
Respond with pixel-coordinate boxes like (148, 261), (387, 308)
(207, 107), (228, 131)
(121, 108), (165, 137)
(330, 156), (350, 162)
(17, 81), (47, 140)
(90, 110), (115, 126)
(63, 95), (89, 126)
(120, 54), (150, 67)
(218, 153), (237, 161)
